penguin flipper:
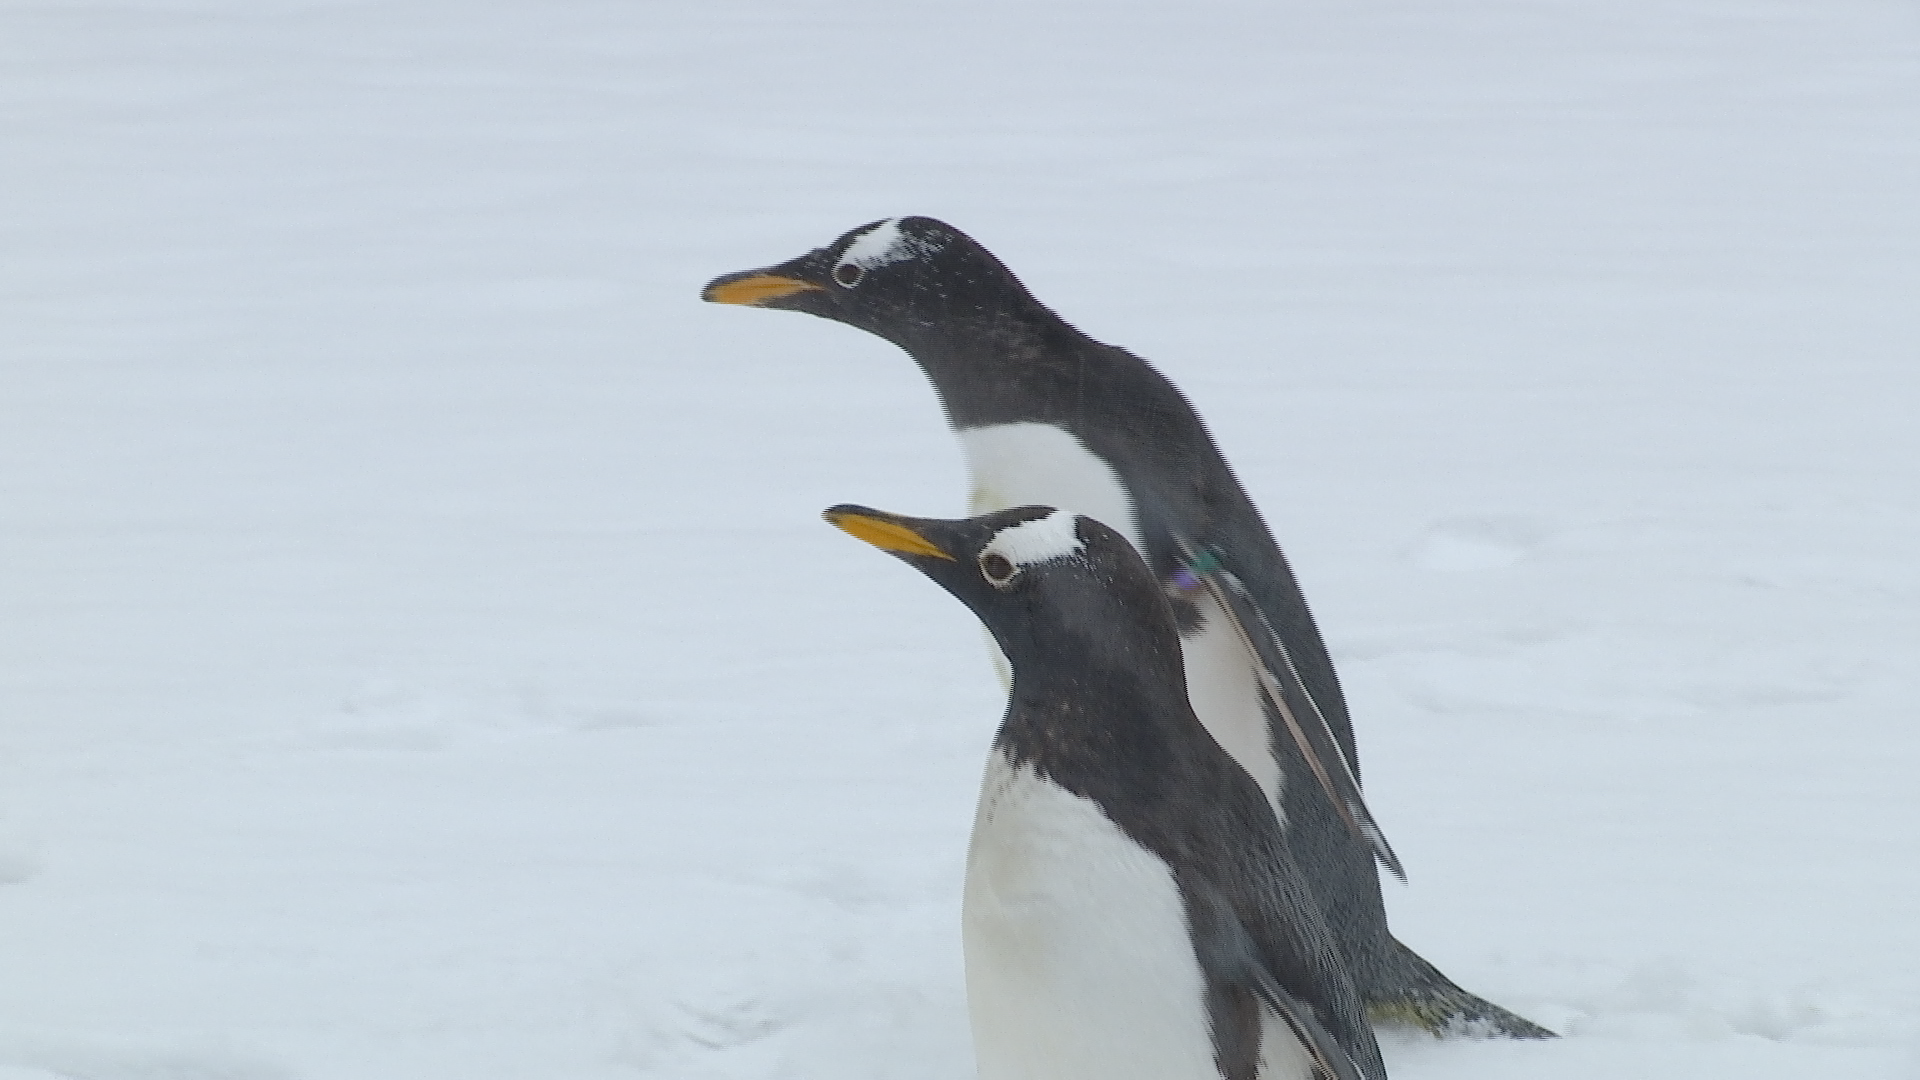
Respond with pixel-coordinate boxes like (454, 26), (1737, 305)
(1248, 973), (1369, 1080)
(1179, 870), (1386, 1080)
(1172, 535), (1405, 881)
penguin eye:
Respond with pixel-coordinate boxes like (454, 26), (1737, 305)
(833, 262), (864, 288)
(980, 551), (1016, 587)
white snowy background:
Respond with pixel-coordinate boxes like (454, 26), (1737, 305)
(4, 1), (1917, 1078)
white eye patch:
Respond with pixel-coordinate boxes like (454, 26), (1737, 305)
(984, 511), (1085, 570)
(834, 217), (943, 283)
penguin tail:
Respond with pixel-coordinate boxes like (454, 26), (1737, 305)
(1364, 938), (1558, 1039)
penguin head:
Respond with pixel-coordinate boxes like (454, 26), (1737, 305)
(703, 217), (1039, 349)
(824, 503), (1185, 689)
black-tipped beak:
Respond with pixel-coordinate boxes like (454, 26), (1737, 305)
(701, 267), (825, 307)
(823, 504), (958, 561)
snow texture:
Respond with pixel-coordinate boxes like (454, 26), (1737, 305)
(2, 1), (1917, 1079)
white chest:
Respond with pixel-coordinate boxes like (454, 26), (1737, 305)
(958, 422), (1146, 551)
(962, 752), (1312, 1080)
(955, 422), (1284, 813)
(962, 751), (1218, 1080)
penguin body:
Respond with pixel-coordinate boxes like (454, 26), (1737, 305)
(708, 218), (1551, 1038)
(826, 504), (1384, 1080)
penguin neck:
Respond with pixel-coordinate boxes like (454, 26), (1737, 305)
(998, 652), (1199, 782)
(991, 590), (1195, 769)
(891, 305), (1104, 432)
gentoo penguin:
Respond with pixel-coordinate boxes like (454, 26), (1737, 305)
(705, 218), (1550, 1038)
(826, 502), (1389, 1080)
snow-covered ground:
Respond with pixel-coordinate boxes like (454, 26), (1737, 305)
(4, 1), (1918, 1077)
